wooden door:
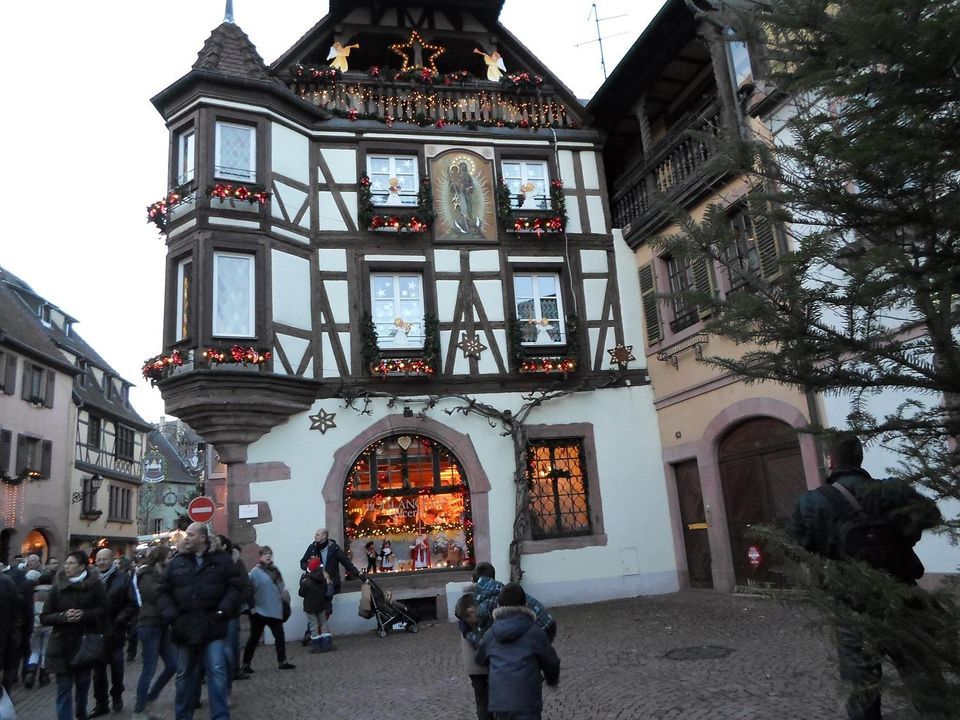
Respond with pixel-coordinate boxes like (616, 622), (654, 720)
(673, 459), (713, 588)
(718, 418), (807, 585)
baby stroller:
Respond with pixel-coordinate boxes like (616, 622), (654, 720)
(363, 577), (419, 638)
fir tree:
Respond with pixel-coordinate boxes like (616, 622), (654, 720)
(656, 0), (960, 710)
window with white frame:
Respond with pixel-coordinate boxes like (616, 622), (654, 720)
(175, 257), (193, 342)
(212, 252), (255, 337)
(215, 122), (256, 182)
(366, 155), (419, 206)
(725, 29), (754, 91)
(371, 273), (425, 349)
(501, 160), (549, 210)
(514, 272), (565, 344)
(177, 130), (195, 185)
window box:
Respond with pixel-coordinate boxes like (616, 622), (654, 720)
(497, 178), (566, 236)
(508, 313), (580, 376)
(518, 356), (577, 375)
(362, 313), (439, 378)
(208, 183), (271, 209)
(358, 174), (433, 232)
(201, 345), (272, 367)
(80, 509), (103, 520)
(141, 350), (186, 386)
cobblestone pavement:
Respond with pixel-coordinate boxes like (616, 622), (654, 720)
(10, 590), (916, 720)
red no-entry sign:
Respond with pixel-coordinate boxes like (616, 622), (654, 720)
(187, 496), (216, 523)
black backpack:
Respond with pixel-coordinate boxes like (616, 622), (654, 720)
(822, 482), (922, 581)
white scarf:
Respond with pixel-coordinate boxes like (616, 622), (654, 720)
(68, 570), (88, 584)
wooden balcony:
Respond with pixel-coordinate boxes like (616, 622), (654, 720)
(75, 442), (141, 481)
(289, 72), (576, 129)
(612, 100), (725, 241)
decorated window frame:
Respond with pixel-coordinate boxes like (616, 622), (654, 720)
(174, 255), (193, 343)
(513, 271), (566, 346)
(370, 272), (426, 351)
(366, 154), (420, 207)
(176, 129), (196, 186)
(500, 160), (549, 210)
(343, 433), (476, 573)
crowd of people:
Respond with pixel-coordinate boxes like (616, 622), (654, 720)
(0, 524), (364, 720)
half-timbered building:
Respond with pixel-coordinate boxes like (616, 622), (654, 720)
(146, 0), (675, 629)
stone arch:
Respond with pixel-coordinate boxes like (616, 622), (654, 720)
(322, 414), (492, 564)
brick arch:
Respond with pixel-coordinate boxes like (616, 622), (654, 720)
(321, 414), (492, 564)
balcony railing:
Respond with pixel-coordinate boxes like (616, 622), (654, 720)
(290, 72), (576, 129)
(75, 442), (140, 480)
(612, 100), (723, 232)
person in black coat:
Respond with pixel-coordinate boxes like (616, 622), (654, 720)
(41, 550), (107, 720)
(298, 528), (362, 649)
(0, 571), (22, 693)
(157, 523), (244, 720)
(90, 548), (137, 716)
(298, 557), (330, 653)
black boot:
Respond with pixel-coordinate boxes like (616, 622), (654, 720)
(23, 667), (36, 689)
(38, 668), (50, 686)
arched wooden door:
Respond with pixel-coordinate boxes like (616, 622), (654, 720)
(718, 418), (807, 585)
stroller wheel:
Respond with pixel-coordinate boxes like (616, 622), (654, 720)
(406, 623), (419, 633)
(378, 628), (388, 638)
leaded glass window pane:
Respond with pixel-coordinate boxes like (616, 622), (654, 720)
(527, 439), (591, 539)
(215, 122), (256, 181)
(213, 253), (254, 337)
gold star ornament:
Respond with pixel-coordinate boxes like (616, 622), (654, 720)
(389, 30), (446, 75)
(309, 408), (337, 434)
(607, 343), (636, 368)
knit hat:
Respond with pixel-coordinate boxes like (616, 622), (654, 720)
(307, 557), (321, 572)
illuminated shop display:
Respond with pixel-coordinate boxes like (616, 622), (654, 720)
(343, 433), (475, 572)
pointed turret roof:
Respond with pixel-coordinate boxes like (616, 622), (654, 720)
(192, 21), (274, 83)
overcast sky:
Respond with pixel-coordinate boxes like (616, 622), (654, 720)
(0, 0), (663, 423)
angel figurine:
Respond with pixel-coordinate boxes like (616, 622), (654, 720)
(473, 47), (506, 81)
(328, 41), (360, 72)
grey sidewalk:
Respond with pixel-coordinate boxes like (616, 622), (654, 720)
(9, 590), (905, 719)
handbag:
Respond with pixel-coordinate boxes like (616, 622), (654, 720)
(70, 632), (105, 670)
(282, 599), (291, 623)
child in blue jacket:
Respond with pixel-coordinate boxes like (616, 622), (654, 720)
(476, 583), (560, 720)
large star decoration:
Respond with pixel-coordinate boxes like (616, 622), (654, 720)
(389, 30), (446, 74)
(309, 408), (338, 434)
(607, 343), (636, 368)
(457, 333), (487, 359)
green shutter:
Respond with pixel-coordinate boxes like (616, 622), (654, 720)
(748, 194), (782, 280)
(638, 263), (662, 344)
(692, 257), (718, 319)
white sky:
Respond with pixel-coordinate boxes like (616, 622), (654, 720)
(0, 0), (663, 423)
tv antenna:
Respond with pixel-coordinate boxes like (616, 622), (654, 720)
(575, 3), (629, 80)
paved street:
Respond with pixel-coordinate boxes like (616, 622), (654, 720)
(10, 590), (913, 720)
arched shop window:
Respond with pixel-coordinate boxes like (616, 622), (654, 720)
(343, 434), (475, 573)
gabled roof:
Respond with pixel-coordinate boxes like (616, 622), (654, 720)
(0, 266), (151, 430)
(0, 267), (78, 374)
(192, 21), (275, 84)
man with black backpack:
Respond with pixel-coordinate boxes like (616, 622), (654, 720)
(787, 432), (944, 720)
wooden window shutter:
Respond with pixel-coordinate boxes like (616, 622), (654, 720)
(747, 194), (782, 280)
(638, 263), (662, 345)
(21, 364), (31, 401)
(3, 355), (15, 395)
(15, 434), (28, 475)
(0, 430), (10, 476)
(44, 370), (55, 408)
(692, 257), (719, 319)
(41, 440), (52, 479)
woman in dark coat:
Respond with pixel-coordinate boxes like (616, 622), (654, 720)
(41, 550), (106, 720)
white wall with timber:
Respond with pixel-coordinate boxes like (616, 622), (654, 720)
(244, 383), (675, 635)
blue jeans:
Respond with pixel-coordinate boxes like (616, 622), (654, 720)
(174, 639), (230, 720)
(56, 670), (92, 720)
(135, 625), (176, 713)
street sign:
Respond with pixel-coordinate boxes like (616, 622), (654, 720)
(187, 496), (216, 523)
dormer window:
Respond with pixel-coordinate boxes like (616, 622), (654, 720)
(215, 121), (256, 182)
(39, 304), (51, 327)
